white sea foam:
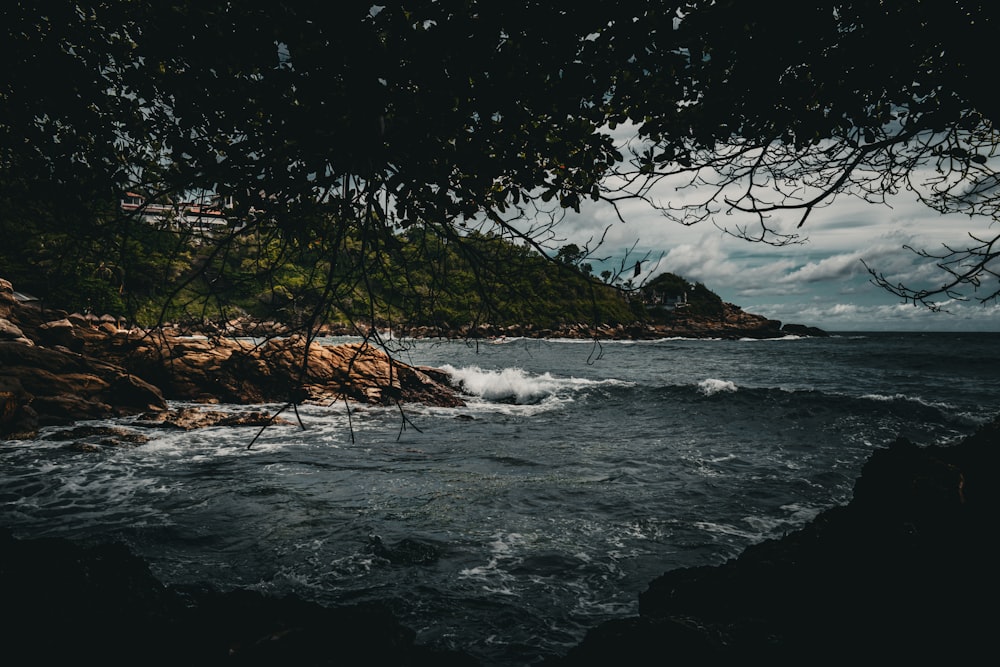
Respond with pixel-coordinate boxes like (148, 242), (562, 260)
(861, 392), (900, 402)
(860, 392), (956, 410)
(440, 364), (626, 405)
(738, 334), (804, 342)
(459, 531), (527, 580)
(693, 521), (760, 540)
(779, 502), (824, 523)
(697, 378), (738, 396)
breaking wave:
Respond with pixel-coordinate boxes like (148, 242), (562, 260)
(440, 364), (628, 405)
(697, 378), (739, 396)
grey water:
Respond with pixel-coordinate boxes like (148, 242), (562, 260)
(2, 332), (998, 665)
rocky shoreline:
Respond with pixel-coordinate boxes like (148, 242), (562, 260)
(1, 273), (826, 438)
(318, 301), (827, 341)
(390, 302), (827, 341)
(1, 278), (463, 439)
(132, 297), (827, 342)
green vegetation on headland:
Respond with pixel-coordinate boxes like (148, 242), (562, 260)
(0, 217), (606, 328)
(1, 212), (783, 337)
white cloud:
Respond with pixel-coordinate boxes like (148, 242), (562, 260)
(777, 251), (868, 284)
(546, 162), (999, 331)
(753, 299), (1000, 331)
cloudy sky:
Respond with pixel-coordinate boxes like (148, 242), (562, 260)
(550, 138), (1000, 333)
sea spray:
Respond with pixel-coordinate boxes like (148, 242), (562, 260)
(440, 364), (630, 405)
(697, 378), (738, 396)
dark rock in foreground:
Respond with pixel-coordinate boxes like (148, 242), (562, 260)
(544, 417), (999, 665)
(0, 528), (479, 666)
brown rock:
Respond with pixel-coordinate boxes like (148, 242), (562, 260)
(0, 375), (38, 438)
(86, 330), (463, 408)
(0, 337), (167, 436)
(250, 338), (465, 407)
(0, 317), (26, 341)
(1, 276), (463, 436)
(133, 407), (294, 430)
(44, 424), (151, 449)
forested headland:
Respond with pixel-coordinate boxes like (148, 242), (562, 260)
(0, 215), (636, 331)
(1, 214), (808, 339)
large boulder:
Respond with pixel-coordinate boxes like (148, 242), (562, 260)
(85, 332), (465, 408)
(545, 417), (1000, 664)
(256, 337), (465, 406)
(0, 340), (167, 438)
(37, 317), (86, 351)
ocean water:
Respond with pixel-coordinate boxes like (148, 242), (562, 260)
(2, 331), (998, 664)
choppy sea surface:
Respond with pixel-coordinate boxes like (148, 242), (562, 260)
(2, 332), (998, 665)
